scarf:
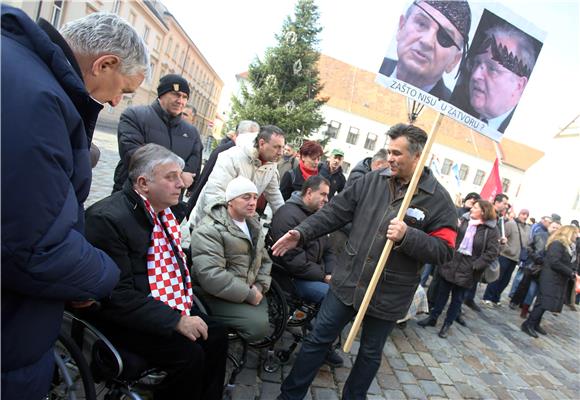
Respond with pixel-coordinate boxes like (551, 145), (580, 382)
(299, 159), (318, 181)
(458, 219), (483, 256)
(139, 192), (193, 315)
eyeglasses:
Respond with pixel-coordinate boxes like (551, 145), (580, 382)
(412, 2), (461, 50)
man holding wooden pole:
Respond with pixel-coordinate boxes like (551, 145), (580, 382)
(273, 123), (457, 400)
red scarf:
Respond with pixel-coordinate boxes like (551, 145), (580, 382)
(138, 192), (193, 315)
(299, 159), (318, 180)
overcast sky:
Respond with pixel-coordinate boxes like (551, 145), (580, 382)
(163, 0), (580, 149)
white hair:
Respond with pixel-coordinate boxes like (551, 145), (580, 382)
(60, 12), (149, 77)
(128, 144), (184, 183)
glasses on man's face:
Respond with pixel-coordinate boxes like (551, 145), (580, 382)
(412, 2), (461, 50)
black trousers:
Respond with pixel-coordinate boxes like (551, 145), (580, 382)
(527, 299), (546, 328)
(96, 317), (228, 400)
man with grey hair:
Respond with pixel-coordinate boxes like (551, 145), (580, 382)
(84, 144), (227, 399)
(2, 6), (148, 398)
(186, 120), (260, 213)
(451, 22), (539, 132)
(346, 148), (390, 186)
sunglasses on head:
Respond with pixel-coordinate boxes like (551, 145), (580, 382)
(413, 2), (461, 50)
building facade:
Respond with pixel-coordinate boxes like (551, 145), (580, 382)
(9, 0), (223, 138)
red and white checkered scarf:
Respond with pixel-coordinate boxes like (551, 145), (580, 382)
(138, 192), (193, 315)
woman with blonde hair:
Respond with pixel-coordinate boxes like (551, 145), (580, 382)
(521, 225), (579, 337)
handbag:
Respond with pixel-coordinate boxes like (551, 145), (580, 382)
(575, 275), (580, 295)
(480, 228), (500, 284)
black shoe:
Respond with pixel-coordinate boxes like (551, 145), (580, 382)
(534, 324), (547, 335)
(455, 315), (467, 327)
(464, 299), (482, 312)
(438, 323), (451, 338)
(417, 316), (437, 327)
(324, 349), (344, 368)
(509, 302), (517, 310)
(521, 322), (539, 338)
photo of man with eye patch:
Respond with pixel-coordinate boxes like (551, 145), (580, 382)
(379, 0), (472, 101)
(449, 10), (542, 133)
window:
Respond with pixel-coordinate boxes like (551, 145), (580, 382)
(128, 11), (136, 26)
(112, 0), (121, 14)
(342, 161), (351, 174)
(441, 158), (453, 175)
(143, 26), (150, 44)
(166, 37), (173, 54)
(326, 120), (341, 138)
(346, 127), (359, 145)
(473, 169), (485, 186)
(459, 164), (469, 181)
(51, 1), (63, 28)
(364, 133), (377, 151)
(173, 44), (180, 61)
(179, 50), (185, 67)
(154, 36), (161, 52)
(147, 62), (156, 84)
(502, 178), (511, 193)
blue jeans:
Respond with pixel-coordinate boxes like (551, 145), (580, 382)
(430, 277), (467, 325)
(509, 267), (525, 298)
(279, 290), (395, 400)
(294, 279), (329, 304)
(420, 264), (433, 287)
(524, 280), (538, 305)
(483, 256), (518, 303)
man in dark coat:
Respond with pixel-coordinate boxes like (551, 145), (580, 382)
(273, 123), (457, 399)
(346, 149), (389, 187)
(85, 144), (227, 399)
(112, 74), (203, 205)
(379, 1), (471, 101)
(1, 7), (148, 398)
(318, 148), (346, 200)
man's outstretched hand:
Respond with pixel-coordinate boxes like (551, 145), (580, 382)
(271, 230), (301, 256)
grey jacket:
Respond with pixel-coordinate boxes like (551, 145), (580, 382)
(190, 203), (272, 303)
(500, 219), (531, 262)
(294, 168), (457, 321)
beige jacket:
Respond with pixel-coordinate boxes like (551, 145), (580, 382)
(189, 142), (284, 227)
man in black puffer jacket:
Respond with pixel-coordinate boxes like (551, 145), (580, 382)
(113, 74), (203, 221)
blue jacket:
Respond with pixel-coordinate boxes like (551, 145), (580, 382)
(1, 5), (119, 392)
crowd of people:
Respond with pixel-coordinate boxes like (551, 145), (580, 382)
(2, 5), (578, 400)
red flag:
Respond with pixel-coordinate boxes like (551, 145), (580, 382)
(480, 158), (502, 202)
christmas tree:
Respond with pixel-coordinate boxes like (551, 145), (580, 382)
(229, 0), (327, 144)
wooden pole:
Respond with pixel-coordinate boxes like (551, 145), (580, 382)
(343, 112), (445, 352)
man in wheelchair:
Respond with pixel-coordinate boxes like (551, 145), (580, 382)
(269, 175), (343, 367)
(84, 144), (227, 400)
(190, 176), (272, 342)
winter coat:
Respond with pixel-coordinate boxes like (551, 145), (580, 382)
(319, 162), (346, 200)
(280, 165), (319, 201)
(186, 138), (235, 213)
(269, 193), (337, 281)
(1, 6), (119, 390)
(294, 167), (458, 321)
(537, 241), (576, 312)
(346, 157), (372, 186)
(190, 203), (272, 303)
(438, 214), (500, 288)
(189, 143), (284, 226)
(278, 156), (299, 180)
(85, 183), (200, 337)
(113, 100), (203, 192)
(500, 219), (531, 262)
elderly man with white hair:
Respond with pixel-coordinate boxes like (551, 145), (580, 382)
(2, 6), (149, 397)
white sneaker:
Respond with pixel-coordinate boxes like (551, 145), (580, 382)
(482, 300), (494, 307)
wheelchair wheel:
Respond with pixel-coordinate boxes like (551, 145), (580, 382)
(50, 334), (97, 400)
(250, 279), (288, 348)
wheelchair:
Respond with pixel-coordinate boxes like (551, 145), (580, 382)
(50, 310), (166, 400)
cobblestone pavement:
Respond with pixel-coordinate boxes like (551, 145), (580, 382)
(88, 129), (580, 399)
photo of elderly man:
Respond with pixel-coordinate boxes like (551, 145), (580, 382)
(379, 0), (472, 101)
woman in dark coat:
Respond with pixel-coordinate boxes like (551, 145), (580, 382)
(280, 140), (324, 200)
(418, 200), (500, 338)
(521, 225), (579, 338)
